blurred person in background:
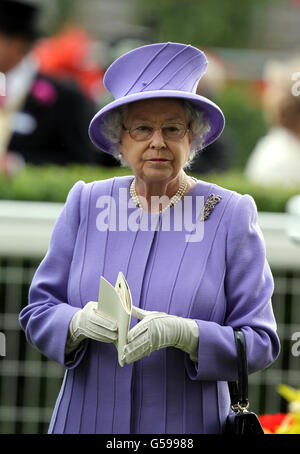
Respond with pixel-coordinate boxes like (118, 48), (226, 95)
(244, 57), (300, 187)
(0, 0), (98, 175)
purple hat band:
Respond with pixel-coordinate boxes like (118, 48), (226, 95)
(89, 42), (225, 154)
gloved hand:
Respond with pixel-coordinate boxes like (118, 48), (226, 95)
(65, 301), (118, 354)
(122, 306), (199, 364)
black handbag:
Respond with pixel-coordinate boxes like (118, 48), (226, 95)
(225, 329), (264, 434)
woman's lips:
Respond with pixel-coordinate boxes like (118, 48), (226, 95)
(147, 158), (169, 161)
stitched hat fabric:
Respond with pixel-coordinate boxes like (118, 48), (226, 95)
(89, 42), (225, 153)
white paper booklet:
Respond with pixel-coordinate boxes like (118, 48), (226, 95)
(97, 272), (132, 366)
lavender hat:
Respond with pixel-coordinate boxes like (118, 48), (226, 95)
(89, 42), (225, 153)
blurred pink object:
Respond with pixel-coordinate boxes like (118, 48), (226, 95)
(31, 79), (57, 105)
(0, 152), (25, 178)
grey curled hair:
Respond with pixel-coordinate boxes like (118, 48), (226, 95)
(99, 100), (211, 168)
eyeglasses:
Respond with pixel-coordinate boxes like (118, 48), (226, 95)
(123, 123), (190, 141)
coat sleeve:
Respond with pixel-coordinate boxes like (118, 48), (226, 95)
(186, 193), (280, 382)
(19, 180), (88, 369)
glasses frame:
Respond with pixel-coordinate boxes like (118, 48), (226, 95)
(122, 123), (190, 142)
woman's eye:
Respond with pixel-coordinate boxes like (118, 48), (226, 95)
(166, 127), (179, 132)
(164, 126), (180, 133)
(136, 126), (152, 132)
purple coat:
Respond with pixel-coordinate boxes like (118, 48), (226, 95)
(19, 176), (280, 434)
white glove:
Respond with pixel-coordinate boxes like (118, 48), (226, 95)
(65, 301), (118, 354)
(122, 306), (199, 364)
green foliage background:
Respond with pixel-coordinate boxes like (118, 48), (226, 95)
(217, 84), (268, 170)
(1, 165), (299, 213)
(135, 0), (272, 48)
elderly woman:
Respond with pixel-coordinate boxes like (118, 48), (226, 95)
(19, 42), (280, 434)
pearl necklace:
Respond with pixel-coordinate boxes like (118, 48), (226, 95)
(130, 173), (188, 213)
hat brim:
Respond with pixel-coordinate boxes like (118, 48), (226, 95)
(88, 90), (225, 154)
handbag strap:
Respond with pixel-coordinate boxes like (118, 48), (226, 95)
(228, 329), (249, 411)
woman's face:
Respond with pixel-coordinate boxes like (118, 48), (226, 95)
(118, 98), (192, 184)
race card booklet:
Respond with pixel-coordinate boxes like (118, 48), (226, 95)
(97, 271), (132, 367)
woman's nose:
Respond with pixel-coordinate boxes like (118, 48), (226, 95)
(149, 128), (166, 148)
